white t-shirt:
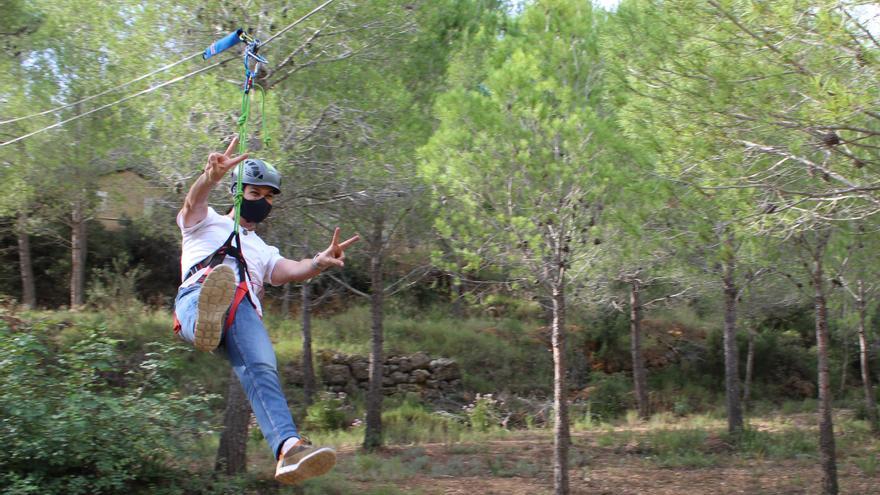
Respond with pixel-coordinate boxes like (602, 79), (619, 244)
(177, 207), (284, 315)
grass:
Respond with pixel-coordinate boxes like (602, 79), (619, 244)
(382, 398), (467, 444)
(644, 429), (719, 468)
(265, 305), (553, 393)
(853, 455), (879, 477)
(732, 428), (817, 460)
(9, 307), (880, 494)
(298, 475), (414, 495)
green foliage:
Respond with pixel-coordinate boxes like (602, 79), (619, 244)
(463, 393), (502, 432)
(854, 455), (879, 477)
(730, 428), (817, 460)
(270, 305), (553, 394)
(587, 372), (632, 421)
(0, 321), (216, 494)
(382, 397), (466, 444)
(646, 429), (719, 468)
(305, 394), (349, 432)
(87, 254), (147, 311)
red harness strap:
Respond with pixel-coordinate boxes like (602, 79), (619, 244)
(224, 281), (251, 330)
(174, 231), (258, 336)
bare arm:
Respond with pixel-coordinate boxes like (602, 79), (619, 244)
(271, 227), (360, 284)
(271, 257), (325, 284)
(179, 137), (249, 228)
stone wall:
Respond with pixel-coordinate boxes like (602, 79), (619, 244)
(282, 351), (462, 399)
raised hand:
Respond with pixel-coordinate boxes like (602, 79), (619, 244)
(315, 227), (360, 270)
(205, 136), (249, 183)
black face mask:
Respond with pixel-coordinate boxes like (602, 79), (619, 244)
(239, 197), (272, 223)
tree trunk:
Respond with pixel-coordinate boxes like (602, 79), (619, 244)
(743, 325), (756, 409)
(722, 248), (743, 434)
(16, 212), (36, 309)
(70, 199), (87, 309)
(812, 249), (839, 495)
(551, 281), (570, 495)
(215, 369), (252, 474)
(856, 280), (879, 432)
(364, 215), (385, 451)
(630, 278), (649, 420)
(301, 279), (316, 406)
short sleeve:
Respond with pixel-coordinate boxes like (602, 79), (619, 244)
(264, 245), (284, 286)
(178, 207), (219, 235)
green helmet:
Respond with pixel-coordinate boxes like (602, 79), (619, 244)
(230, 158), (282, 195)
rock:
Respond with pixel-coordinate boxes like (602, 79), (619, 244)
(411, 369), (430, 384)
(398, 358), (413, 372)
(409, 352), (431, 370)
(430, 358), (461, 381)
(390, 371), (409, 384)
(426, 379), (439, 389)
(350, 360), (370, 381)
(382, 375), (396, 387)
(331, 352), (350, 365)
(321, 364), (351, 385)
(422, 388), (442, 401)
(282, 362), (304, 385)
(396, 384), (421, 394)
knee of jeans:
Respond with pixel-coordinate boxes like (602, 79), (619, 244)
(250, 358), (279, 377)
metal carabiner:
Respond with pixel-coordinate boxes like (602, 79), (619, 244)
(243, 40), (268, 93)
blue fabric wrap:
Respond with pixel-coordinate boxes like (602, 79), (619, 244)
(203, 29), (244, 60)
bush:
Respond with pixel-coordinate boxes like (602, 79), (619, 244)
(463, 394), (502, 432)
(588, 372), (632, 421)
(0, 322), (215, 494)
(87, 254), (147, 311)
(304, 394), (349, 431)
(382, 398), (465, 443)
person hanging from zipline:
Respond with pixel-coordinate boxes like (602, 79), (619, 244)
(173, 135), (359, 484)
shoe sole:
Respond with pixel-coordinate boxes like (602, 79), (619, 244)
(194, 265), (236, 352)
(275, 447), (337, 485)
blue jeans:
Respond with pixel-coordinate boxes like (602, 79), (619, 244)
(175, 284), (298, 458)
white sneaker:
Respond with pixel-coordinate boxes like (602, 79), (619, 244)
(193, 265), (236, 352)
(274, 438), (337, 485)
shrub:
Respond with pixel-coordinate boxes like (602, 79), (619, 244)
(464, 394), (502, 432)
(87, 254), (147, 311)
(0, 323), (215, 494)
(304, 394), (349, 431)
(588, 373), (632, 421)
(383, 398), (466, 443)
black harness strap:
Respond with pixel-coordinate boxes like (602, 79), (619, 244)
(185, 231), (256, 309)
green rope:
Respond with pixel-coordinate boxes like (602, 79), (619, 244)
(255, 84), (271, 148)
(233, 90), (251, 234)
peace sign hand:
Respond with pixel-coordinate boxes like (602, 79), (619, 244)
(315, 227), (361, 270)
(205, 136), (249, 183)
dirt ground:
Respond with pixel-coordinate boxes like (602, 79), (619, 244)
(337, 432), (879, 495)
